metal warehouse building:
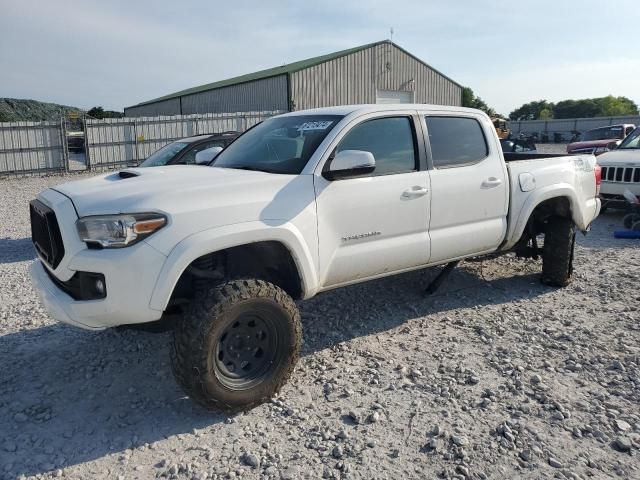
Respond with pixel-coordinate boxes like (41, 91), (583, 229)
(124, 40), (462, 117)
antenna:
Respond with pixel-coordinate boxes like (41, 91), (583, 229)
(390, 27), (394, 43)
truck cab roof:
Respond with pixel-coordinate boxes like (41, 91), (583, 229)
(281, 103), (488, 118)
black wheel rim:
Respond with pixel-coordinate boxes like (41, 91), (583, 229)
(213, 309), (285, 390)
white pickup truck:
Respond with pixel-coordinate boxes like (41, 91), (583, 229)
(29, 105), (601, 410)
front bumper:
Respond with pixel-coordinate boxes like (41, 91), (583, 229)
(30, 241), (166, 329)
(29, 189), (167, 329)
(30, 261), (103, 330)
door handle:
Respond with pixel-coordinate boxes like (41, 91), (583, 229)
(481, 177), (503, 189)
(402, 186), (429, 198)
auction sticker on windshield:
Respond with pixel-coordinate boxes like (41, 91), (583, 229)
(297, 121), (333, 131)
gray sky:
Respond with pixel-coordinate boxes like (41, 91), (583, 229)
(1, 0), (638, 115)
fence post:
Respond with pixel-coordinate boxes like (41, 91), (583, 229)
(134, 119), (139, 164)
(60, 117), (69, 173)
(84, 115), (92, 170)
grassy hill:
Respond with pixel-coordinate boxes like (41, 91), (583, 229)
(0, 98), (83, 122)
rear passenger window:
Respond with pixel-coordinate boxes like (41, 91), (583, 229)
(425, 116), (488, 168)
(336, 117), (416, 175)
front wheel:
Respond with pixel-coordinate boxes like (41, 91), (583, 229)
(541, 217), (576, 287)
(171, 279), (301, 411)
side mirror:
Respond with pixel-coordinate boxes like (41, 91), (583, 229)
(323, 150), (376, 181)
(195, 146), (224, 165)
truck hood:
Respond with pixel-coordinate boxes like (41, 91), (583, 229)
(48, 165), (317, 257)
(52, 165), (311, 218)
(596, 149), (640, 166)
(567, 139), (620, 152)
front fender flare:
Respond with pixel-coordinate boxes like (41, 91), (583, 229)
(148, 221), (318, 311)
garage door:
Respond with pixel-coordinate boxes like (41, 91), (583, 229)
(376, 90), (414, 104)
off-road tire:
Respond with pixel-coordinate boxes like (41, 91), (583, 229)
(541, 217), (576, 287)
(171, 279), (301, 411)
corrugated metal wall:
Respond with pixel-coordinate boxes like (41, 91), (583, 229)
(124, 97), (181, 118)
(126, 44), (461, 116)
(85, 111), (282, 169)
(0, 121), (66, 176)
(125, 76), (288, 118)
(509, 115), (640, 139)
(290, 43), (462, 110)
(181, 75), (288, 114)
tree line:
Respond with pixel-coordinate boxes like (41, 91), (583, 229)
(508, 96), (638, 121)
(86, 106), (124, 119)
(462, 88), (638, 121)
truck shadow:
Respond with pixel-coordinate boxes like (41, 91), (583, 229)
(0, 237), (35, 264)
(299, 261), (545, 354)
(0, 262), (546, 478)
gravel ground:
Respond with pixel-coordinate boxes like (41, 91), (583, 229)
(1, 174), (639, 480)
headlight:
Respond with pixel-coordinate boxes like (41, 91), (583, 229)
(76, 213), (166, 248)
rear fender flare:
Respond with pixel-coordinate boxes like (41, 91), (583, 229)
(504, 184), (583, 250)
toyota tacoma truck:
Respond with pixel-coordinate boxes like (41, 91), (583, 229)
(29, 105), (601, 411)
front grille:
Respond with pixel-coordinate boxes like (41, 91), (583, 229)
(30, 200), (65, 268)
(600, 166), (640, 184)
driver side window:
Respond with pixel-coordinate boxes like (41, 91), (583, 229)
(336, 117), (417, 175)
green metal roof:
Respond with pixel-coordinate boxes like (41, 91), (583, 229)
(131, 40), (461, 107)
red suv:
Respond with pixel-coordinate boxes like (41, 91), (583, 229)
(567, 124), (635, 155)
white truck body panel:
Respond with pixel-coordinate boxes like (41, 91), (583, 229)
(29, 104), (601, 330)
(503, 155), (600, 250)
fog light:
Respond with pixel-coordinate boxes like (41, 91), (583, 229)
(95, 279), (105, 296)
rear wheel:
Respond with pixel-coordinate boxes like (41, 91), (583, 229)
(171, 279), (301, 411)
(541, 217), (575, 287)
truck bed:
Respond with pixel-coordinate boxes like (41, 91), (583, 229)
(501, 152), (600, 251)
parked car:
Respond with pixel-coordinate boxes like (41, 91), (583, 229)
(29, 105), (601, 411)
(500, 138), (536, 154)
(597, 126), (640, 211)
(138, 132), (239, 167)
(567, 124), (635, 155)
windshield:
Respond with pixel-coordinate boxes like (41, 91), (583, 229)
(213, 115), (343, 174)
(581, 126), (625, 142)
(139, 141), (190, 167)
(618, 127), (640, 149)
